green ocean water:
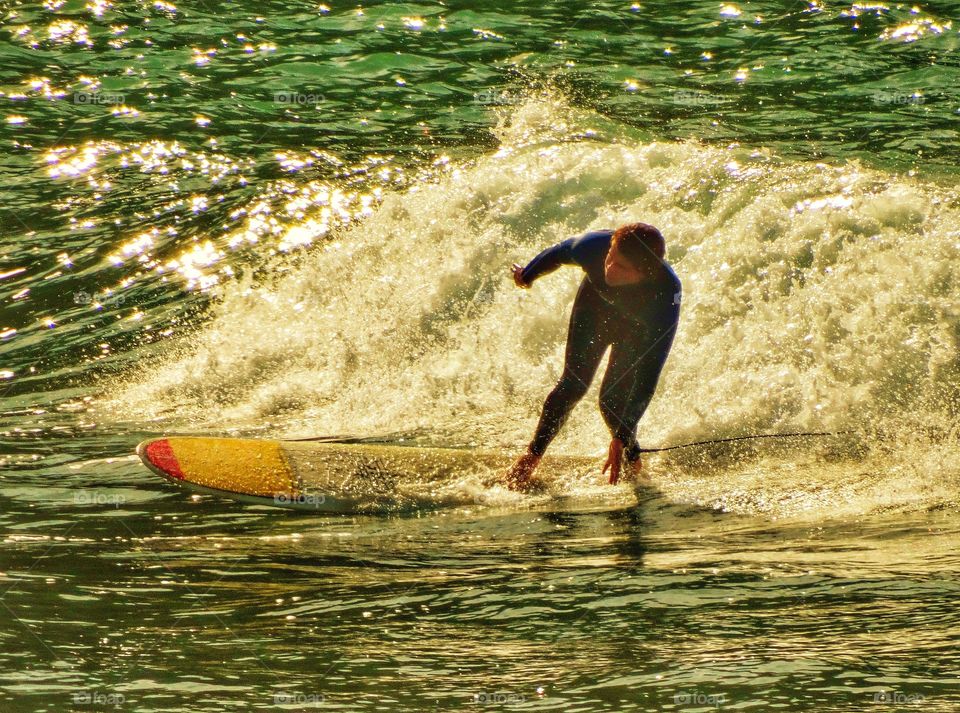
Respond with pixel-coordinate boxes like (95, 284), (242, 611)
(3, 1), (960, 710)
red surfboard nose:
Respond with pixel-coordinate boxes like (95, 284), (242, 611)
(142, 439), (184, 479)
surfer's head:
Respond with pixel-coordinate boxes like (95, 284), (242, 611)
(604, 222), (665, 286)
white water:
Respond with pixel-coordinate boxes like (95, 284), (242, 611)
(106, 96), (960, 519)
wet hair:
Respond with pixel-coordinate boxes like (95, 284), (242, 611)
(612, 222), (665, 267)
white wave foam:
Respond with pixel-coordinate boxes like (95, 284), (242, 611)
(104, 94), (960, 518)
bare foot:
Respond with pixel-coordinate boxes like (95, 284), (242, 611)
(623, 454), (650, 484)
(503, 451), (544, 492)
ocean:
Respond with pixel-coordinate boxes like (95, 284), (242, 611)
(2, 1), (960, 710)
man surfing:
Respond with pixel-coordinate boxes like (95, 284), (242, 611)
(504, 223), (681, 490)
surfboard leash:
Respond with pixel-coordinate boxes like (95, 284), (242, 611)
(636, 429), (856, 453)
(288, 429), (857, 452)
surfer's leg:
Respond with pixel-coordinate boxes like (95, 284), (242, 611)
(599, 327), (677, 454)
(527, 283), (611, 457)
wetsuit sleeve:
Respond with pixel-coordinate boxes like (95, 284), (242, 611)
(519, 238), (576, 285)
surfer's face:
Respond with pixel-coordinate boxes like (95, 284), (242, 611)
(604, 243), (645, 286)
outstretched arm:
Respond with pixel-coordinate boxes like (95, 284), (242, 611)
(512, 238), (577, 287)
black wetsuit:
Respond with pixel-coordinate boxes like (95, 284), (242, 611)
(520, 229), (681, 461)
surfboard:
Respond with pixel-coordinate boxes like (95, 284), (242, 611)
(136, 436), (598, 512)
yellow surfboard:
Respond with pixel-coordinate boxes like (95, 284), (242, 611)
(137, 437), (597, 512)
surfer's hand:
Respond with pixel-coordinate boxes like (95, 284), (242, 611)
(602, 437), (625, 485)
(511, 263), (530, 288)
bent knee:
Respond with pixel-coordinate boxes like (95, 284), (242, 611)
(551, 376), (590, 402)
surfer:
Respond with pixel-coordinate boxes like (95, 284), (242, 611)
(504, 223), (681, 490)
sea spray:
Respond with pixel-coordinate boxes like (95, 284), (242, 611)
(105, 96), (960, 517)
